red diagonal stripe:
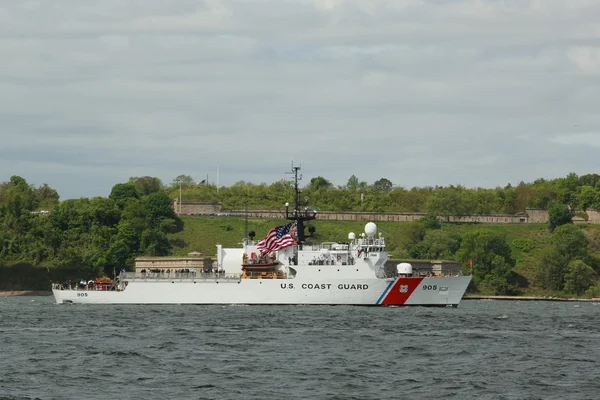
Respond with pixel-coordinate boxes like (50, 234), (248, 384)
(381, 277), (424, 305)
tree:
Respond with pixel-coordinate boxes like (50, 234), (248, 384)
(564, 260), (596, 296)
(418, 214), (441, 230)
(142, 191), (178, 225)
(109, 183), (139, 206)
(408, 230), (460, 259)
(396, 221), (427, 252)
(131, 176), (163, 196)
(535, 248), (566, 291)
(502, 185), (517, 214)
(556, 172), (579, 208)
(576, 186), (597, 211)
(308, 176), (333, 191)
(346, 175), (360, 191)
(9, 176), (28, 187)
(372, 178), (393, 193)
(427, 186), (476, 221)
(579, 173), (600, 188)
(101, 239), (132, 276)
(456, 229), (517, 294)
(115, 219), (140, 253)
(171, 175), (195, 188)
(90, 197), (121, 227)
(548, 202), (573, 232)
(536, 225), (589, 291)
(140, 228), (171, 256)
(528, 190), (552, 209)
(551, 224), (588, 261)
(32, 184), (60, 209)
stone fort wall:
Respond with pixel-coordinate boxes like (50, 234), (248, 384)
(172, 201), (600, 224)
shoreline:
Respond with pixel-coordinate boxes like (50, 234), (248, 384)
(0, 290), (52, 296)
(464, 295), (600, 302)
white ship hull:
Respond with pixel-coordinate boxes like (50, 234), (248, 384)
(52, 218), (473, 307)
(52, 275), (471, 306)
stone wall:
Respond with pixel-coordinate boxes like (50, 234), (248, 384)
(173, 200), (222, 215)
(525, 208), (548, 223)
(171, 201), (600, 225)
(586, 210), (600, 224)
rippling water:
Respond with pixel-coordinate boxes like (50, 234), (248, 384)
(0, 297), (599, 400)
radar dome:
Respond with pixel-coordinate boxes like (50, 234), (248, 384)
(364, 222), (377, 238)
(348, 232), (356, 240)
(397, 263), (413, 275)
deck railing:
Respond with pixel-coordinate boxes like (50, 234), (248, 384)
(120, 272), (241, 280)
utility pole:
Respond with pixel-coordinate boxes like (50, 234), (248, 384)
(178, 179), (182, 214)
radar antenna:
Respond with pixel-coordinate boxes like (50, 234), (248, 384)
(284, 163), (316, 242)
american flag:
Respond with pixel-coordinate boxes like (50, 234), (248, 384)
(256, 222), (297, 254)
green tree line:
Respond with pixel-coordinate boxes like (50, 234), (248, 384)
(169, 172), (600, 217)
(0, 176), (182, 280)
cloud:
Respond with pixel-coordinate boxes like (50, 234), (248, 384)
(1, 0), (600, 198)
(568, 46), (600, 75)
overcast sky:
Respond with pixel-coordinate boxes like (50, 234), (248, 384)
(2, 0), (600, 199)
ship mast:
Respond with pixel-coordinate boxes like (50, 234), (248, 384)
(285, 163), (316, 242)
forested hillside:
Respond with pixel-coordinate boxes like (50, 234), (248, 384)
(167, 172), (600, 218)
(0, 176), (181, 283)
(1, 172), (599, 297)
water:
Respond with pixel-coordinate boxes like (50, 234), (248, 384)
(1, 297), (599, 400)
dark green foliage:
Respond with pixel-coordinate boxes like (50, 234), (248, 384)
(535, 224), (590, 292)
(140, 229), (171, 256)
(309, 176), (333, 191)
(130, 176), (163, 196)
(0, 177), (182, 279)
(511, 238), (536, 253)
(426, 186), (476, 221)
(401, 221), (426, 250)
(172, 175), (196, 188)
(564, 260), (596, 296)
(576, 186), (597, 211)
(556, 173), (579, 209)
(372, 178), (393, 193)
(0, 263), (51, 291)
(9, 176), (28, 187)
(345, 175), (365, 191)
(419, 214), (441, 230)
(142, 191), (177, 224)
(548, 202), (573, 232)
(157, 170), (592, 217)
(456, 229), (517, 295)
(535, 248), (566, 291)
(551, 224), (588, 260)
(579, 173), (600, 188)
(109, 183), (139, 206)
(408, 230), (461, 259)
(90, 197), (121, 227)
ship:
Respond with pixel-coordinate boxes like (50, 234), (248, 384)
(51, 165), (472, 306)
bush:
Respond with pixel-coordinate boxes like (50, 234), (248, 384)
(511, 238), (536, 253)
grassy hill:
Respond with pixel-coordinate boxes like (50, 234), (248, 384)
(168, 216), (600, 296)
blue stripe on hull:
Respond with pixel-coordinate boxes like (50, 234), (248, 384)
(375, 279), (396, 305)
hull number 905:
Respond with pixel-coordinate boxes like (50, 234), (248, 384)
(422, 285), (437, 291)
(77, 293), (88, 297)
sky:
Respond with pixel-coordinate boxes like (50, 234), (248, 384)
(1, 0), (600, 200)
